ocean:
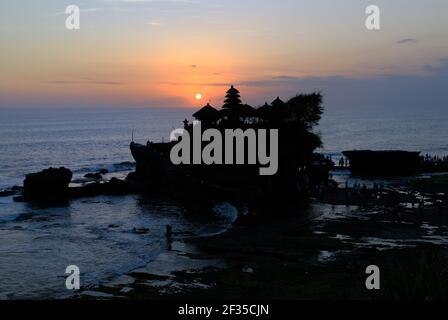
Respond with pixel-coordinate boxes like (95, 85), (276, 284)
(317, 109), (448, 158)
(1, 107), (447, 190)
(0, 106), (447, 299)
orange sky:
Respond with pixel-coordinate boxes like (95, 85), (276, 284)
(1, 0), (448, 109)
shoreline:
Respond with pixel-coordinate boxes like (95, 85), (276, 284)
(79, 172), (448, 299)
(3, 161), (448, 299)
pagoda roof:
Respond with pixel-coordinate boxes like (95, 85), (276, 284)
(218, 104), (256, 118)
(257, 102), (273, 119)
(271, 96), (285, 106)
(192, 103), (219, 120)
(226, 85), (240, 94)
(239, 104), (256, 116)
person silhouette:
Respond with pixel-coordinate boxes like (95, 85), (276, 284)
(165, 225), (173, 250)
(165, 224), (173, 240)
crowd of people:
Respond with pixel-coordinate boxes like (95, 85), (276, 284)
(422, 154), (448, 164)
(334, 154), (448, 169)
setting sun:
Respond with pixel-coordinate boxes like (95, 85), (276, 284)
(195, 93), (203, 101)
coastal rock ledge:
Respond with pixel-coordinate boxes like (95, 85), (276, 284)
(14, 167), (133, 203)
(21, 167), (73, 202)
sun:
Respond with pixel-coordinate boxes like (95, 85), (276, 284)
(195, 93), (203, 100)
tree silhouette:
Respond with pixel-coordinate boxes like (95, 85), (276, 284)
(285, 92), (323, 129)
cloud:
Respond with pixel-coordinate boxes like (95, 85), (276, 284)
(146, 21), (162, 26)
(47, 79), (123, 85)
(103, 0), (193, 2)
(47, 0), (199, 16)
(48, 7), (103, 17)
(101, 0), (199, 5)
(221, 29), (257, 34)
(273, 75), (301, 81)
(424, 57), (448, 73)
(396, 38), (416, 44)
(159, 58), (448, 112)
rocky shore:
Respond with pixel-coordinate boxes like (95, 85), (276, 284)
(74, 172), (448, 300)
(4, 162), (448, 300)
(78, 207), (448, 300)
(8, 167), (136, 204)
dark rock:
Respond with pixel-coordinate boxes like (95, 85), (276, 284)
(69, 182), (102, 198)
(0, 186), (23, 197)
(343, 150), (421, 175)
(23, 167), (72, 202)
(69, 178), (130, 198)
(13, 196), (26, 203)
(12, 186), (23, 192)
(133, 227), (149, 234)
(0, 190), (15, 197)
(126, 171), (139, 181)
(104, 178), (129, 195)
(84, 172), (103, 180)
(99, 169), (109, 174)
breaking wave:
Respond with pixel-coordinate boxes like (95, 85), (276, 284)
(73, 161), (135, 174)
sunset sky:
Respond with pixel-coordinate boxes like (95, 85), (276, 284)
(1, 0), (448, 111)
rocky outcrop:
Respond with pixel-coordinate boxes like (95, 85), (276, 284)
(13, 166), (134, 204)
(69, 178), (130, 198)
(0, 186), (22, 197)
(343, 150), (421, 175)
(84, 172), (103, 180)
(22, 167), (73, 202)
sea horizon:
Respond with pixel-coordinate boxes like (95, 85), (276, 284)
(1, 106), (447, 190)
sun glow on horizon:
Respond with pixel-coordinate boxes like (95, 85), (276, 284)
(1, 1), (447, 109)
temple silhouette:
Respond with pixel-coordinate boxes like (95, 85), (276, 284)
(130, 85), (331, 204)
(189, 85), (311, 128)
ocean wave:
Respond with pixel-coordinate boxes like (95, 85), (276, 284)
(73, 161), (135, 174)
(0, 211), (20, 224)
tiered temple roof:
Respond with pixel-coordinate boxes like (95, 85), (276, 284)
(192, 86), (286, 124)
(192, 103), (219, 121)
